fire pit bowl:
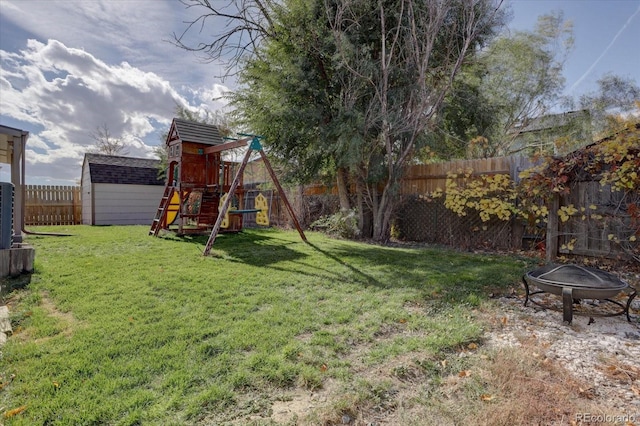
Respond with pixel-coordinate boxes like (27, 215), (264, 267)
(523, 264), (636, 324)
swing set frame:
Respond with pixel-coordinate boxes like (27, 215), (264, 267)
(202, 134), (306, 255)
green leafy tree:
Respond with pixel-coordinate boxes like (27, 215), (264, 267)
(229, 0), (360, 214)
(428, 62), (499, 160)
(484, 12), (573, 154)
(431, 12), (574, 159)
(176, 0), (506, 241)
(572, 73), (640, 138)
(436, 14), (639, 159)
(326, 0), (505, 240)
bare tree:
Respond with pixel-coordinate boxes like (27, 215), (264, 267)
(171, 0), (279, 78)
(89, 123), (129, 156)
(328, 0), (505, 240)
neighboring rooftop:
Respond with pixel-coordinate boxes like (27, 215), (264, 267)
(513, 110), (591, 134)
(84, 153), (164, 185)
(169, 118), (224, 146)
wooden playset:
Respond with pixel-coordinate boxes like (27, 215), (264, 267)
(149, 118), (306, 254)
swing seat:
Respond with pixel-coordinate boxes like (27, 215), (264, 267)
(228, 209), (261, 214)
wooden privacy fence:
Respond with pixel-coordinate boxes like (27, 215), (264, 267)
(554, 181), (638, 261)
(395, 155), (535, 250)
(25, 185), (82, 226)
(401, 155), (534, 194)
(396, 155), (637, 261)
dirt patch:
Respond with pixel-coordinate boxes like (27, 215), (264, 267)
(40, 293), (77, 328)
(249, 292), (640, 425)
(270, 379), (340, 424)
(11, 292), (80, 343)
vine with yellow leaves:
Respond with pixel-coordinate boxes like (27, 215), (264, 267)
(431, 120), (639, 262)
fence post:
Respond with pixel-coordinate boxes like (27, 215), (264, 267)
(546, 193), (560, 262)
(73, 187), (82, 224)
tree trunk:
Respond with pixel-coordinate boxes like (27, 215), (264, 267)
(370, 168), (404, 242)
(371, 181), (397, 242)
(294, 185), (306, 227)
(336, 167), (351, 211)
(355, 178), (373, 238)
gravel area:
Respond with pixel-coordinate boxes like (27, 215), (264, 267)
(487, 290), (640, 418)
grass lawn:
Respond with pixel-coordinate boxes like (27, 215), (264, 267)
(1, 226), (534, 425)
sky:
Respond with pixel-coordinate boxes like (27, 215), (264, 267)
(1, 0), (639, 185)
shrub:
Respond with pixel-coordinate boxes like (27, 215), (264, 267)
(310, 209), (360, 239)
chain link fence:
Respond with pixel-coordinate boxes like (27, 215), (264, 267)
(393, 194), (519, 250)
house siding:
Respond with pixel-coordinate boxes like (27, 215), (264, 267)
(81, 157), (93, 225)
(81, 153), (165, 225)
(92, 183), (164, 225)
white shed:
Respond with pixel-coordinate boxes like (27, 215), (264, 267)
(81, 153), (165, 225)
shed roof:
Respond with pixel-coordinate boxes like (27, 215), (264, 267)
(84, 153), (164, 185)
(170, 118), (224, 146)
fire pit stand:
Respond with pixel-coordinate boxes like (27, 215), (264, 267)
(522, 264), (637, 324)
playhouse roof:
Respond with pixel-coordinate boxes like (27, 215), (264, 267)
(83, 153), (164, 185)
(169, 118), (224, 146)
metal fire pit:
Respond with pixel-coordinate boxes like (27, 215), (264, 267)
(522, 264), (637, 324)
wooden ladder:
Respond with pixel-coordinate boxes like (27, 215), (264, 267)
(149, 186), (176, 236)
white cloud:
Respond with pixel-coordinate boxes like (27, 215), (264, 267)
(201, 84), (233, 103)
(0, 0), (230, 87)
(24, 134), (49, 151)
(1, 38), (190, 183)
(185, 83), (234, 121)
(0, 0), (240, 184)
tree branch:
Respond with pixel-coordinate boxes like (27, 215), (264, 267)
(170, 0), (278, 78)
